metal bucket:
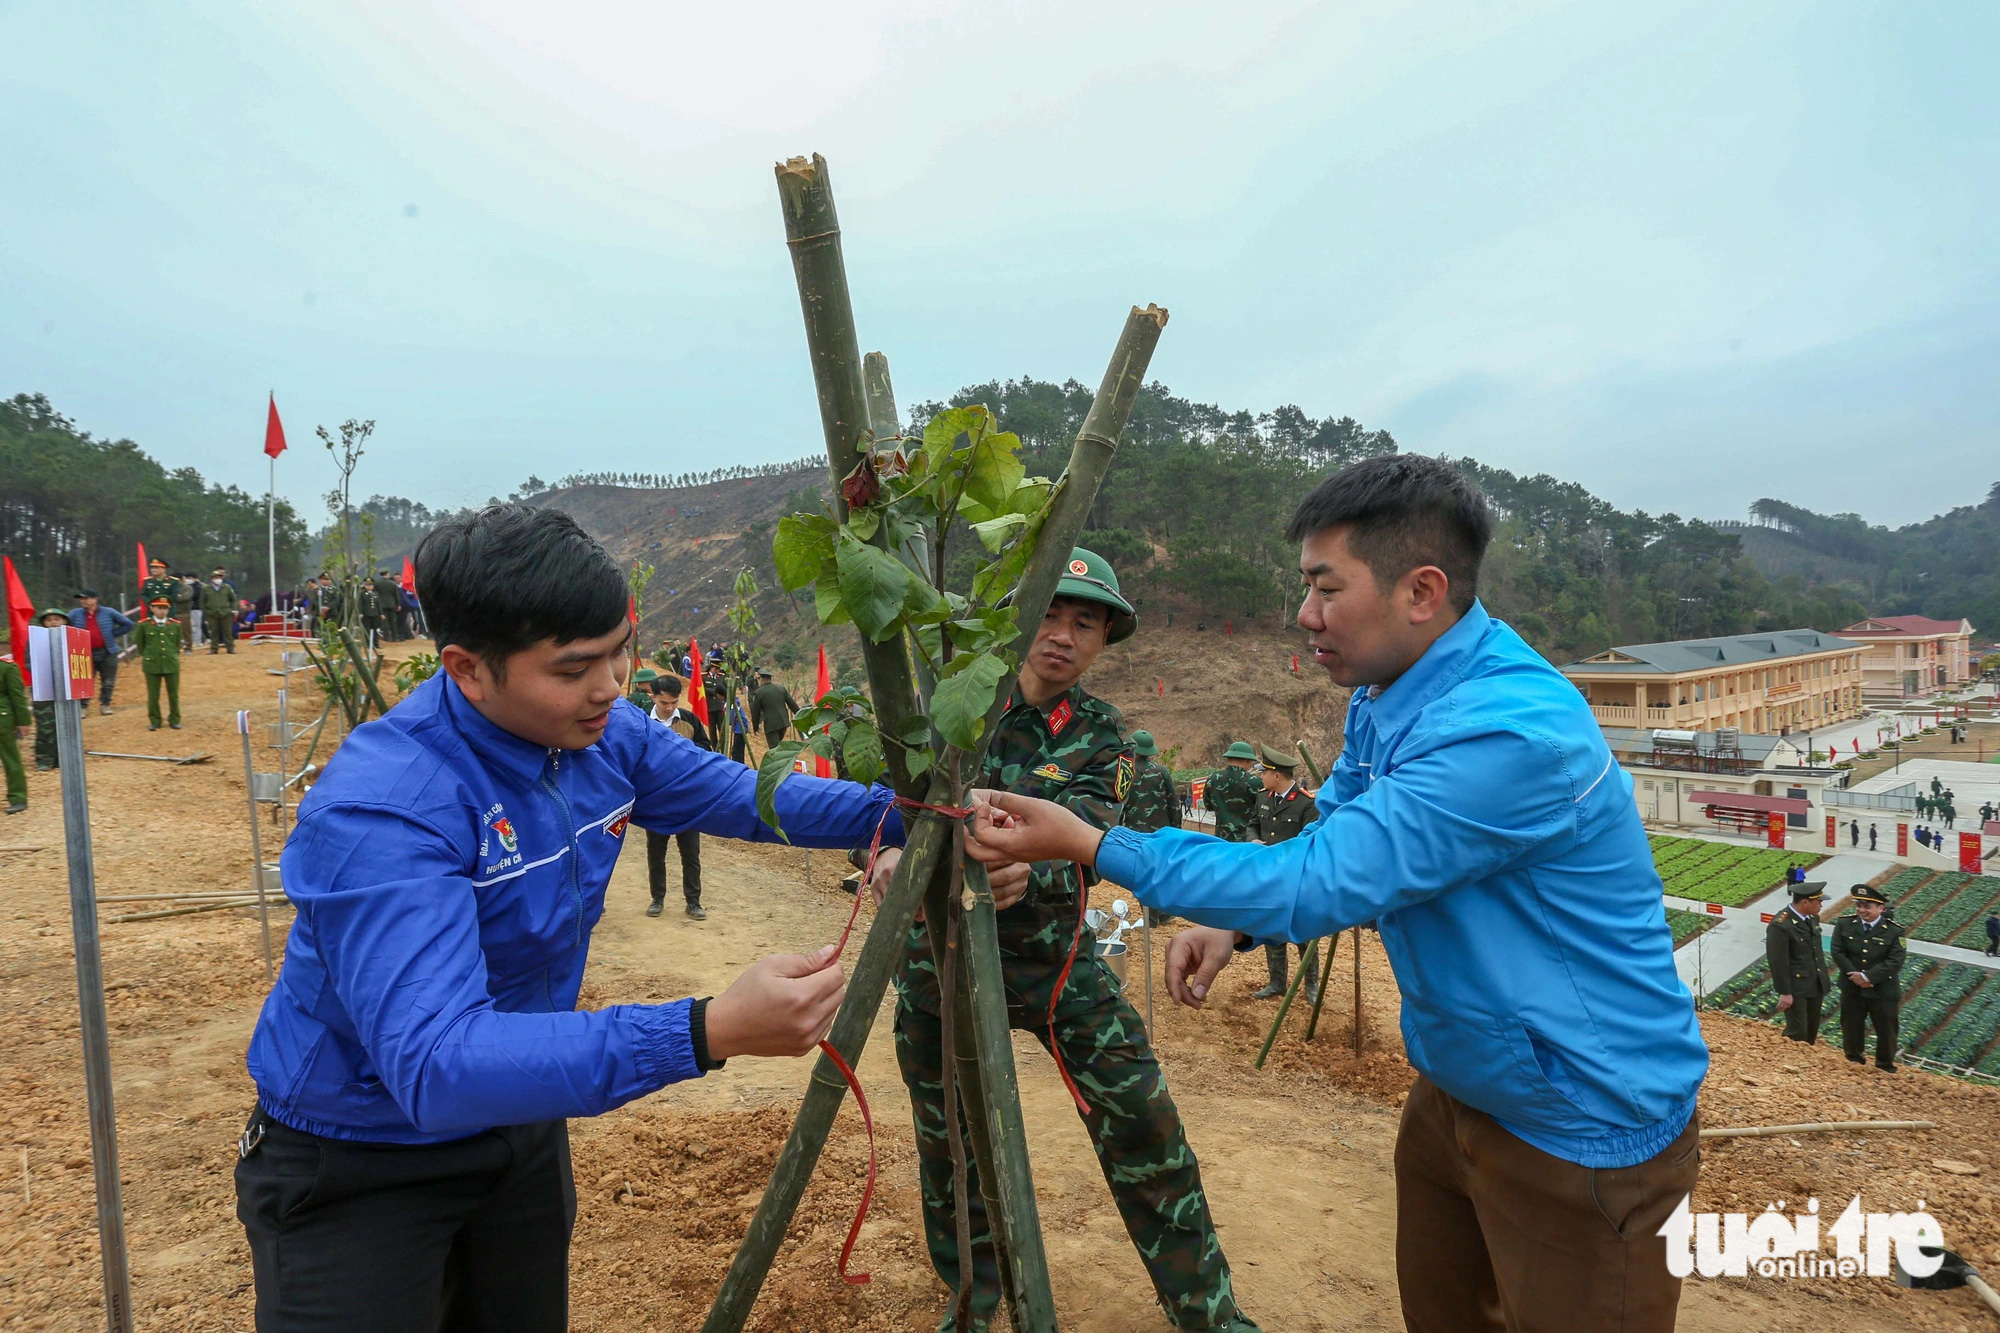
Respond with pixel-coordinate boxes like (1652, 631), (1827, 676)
(250, 771), (284, 803)
(1095, 939), (1129, 988)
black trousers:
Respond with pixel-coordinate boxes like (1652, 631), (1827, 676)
(1840, 988), (1900, 1069)
(645, 829), (701, 904)
(90, 648), (119, 704)
(1780, 993), (1822, 1043)
(730, 731), (748, 764)
(234, 1109), (574, 1332)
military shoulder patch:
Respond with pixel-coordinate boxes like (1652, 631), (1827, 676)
(1031, 763), (1072, 784)
(1114, 754), (1133, 801)
(1046, 698), (1074, 735)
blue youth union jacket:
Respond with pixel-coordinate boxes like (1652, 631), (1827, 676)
(247, 673), (902, 1143)
(1097, 602), (1708, 1168)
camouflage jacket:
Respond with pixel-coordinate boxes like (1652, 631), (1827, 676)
(897, 681), (1133, 1016)
(1121, 756), (1181, 833)
(1203, 765), (1259, 842)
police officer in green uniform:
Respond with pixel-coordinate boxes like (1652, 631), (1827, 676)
(131, 596), (185, 730)
(1251, 743), (1317, 999)
(1121, 730), (1182, 834)
(1766, 881), (1830, 1043)
(30, 609), (67, 770)
(871, 548), (1257, 1333)
(1203, 741), (1260, 841)
(0, 644), (27, 814)
(748, 668), (799, 756)
(1831, 883), (1907, 1071)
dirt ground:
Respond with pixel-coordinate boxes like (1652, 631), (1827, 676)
(5, 646), (2000, 1331)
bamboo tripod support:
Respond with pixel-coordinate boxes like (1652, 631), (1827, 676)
(701, 152), (1165, 1333)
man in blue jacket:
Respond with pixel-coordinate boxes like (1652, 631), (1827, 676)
(968, 456), (1708, 1333)
(68, 589), (135, 716)
(235, 504), (905, 1331)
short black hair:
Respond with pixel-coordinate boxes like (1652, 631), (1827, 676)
(415, 504), (629, 674)
(1286, 455), (1493, 613)
(650, 675), (681, 697)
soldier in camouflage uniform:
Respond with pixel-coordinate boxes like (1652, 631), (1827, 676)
(1202, 741), (1260, 841)
(1251, 744), (1316, 999)
(1121, 730), (1182, 834)
(877, 549), (1257, 1333)
(30, 608), (68, 770)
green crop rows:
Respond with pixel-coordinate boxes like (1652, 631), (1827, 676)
(1665, 907), (1717, 947)
(1647, 834), (1821, 907)
(1867, 869), (2000, 945)
(1708, 952), (2000, 1078)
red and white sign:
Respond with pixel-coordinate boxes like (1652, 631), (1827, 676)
(26, 625), (94, 702)
(1960, 832), (1983, 875)
(1897, 822), (1910, 857)
(1706, 903), (1724, 916)
(1824, 814), (1836, 849)
(1766, 812), (1787, 849)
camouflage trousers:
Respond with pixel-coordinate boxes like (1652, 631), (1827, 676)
(891, 966), (1250, 1333)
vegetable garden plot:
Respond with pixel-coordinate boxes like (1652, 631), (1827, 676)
(1666, 907), (1718, 946)
(1647, 834), (1821, 907)
(1706, 953), (2000, 1078)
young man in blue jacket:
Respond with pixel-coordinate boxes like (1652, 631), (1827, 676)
(969, 456), (1708, 1333)
(235, 504), (905, 1331)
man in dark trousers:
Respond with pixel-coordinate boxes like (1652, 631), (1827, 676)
(68, 589), (134, 715)
(1848, 819), (1860, 847)
(1869, 822), (1879, 851)
(1202, 741), (1260, 841)
(201, 568), (238, 654)
(748, 667), (798, 757)
(233, 504), (903, 1330)
(1766, 881), (1830, 1044)
(1251, 744), (1317, 999)
(644, 674), (708, 920)
(1985, 913), (1999, 958)
(1830, 883), (1906, 1072)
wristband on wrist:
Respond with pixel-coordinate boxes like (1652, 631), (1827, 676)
(689, 997), (727, 1072)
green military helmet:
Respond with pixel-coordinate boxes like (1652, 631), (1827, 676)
(1131, 729), (1158, 757)
(633, 667), (658, 685)
(36, 606), (70, 627)
(1222, 741), (1258, 761)
(1258, 742), (1299, 772)
(1052, 547), (1137, 644)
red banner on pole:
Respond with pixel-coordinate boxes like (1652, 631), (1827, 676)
(1766, 812), (1786, 849)
(3, 556), (31, 682)
(813, 645), (834, 778)
(1897, 822), (1910, 857)
(264, 393), (287, 459)
(1961, 832), (1983, 874)
(1824, 814), (1836, 849)
(685, 638), (710, 728)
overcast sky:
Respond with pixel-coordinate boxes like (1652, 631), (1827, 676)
(3, 1), (1992, 529)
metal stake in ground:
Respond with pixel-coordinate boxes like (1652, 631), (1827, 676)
(29, 623), (135, 1333)
(238, 710), (277, 980)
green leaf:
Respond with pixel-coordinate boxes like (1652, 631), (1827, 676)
(1005, 477), (1053, 517)
(904, 748), (934, 781)
(814, 565), (853, 626)
(835, 533), (914, 642)
(972, 507), (1047, 604)
(902, 575), (952, 626)
(842, 720), (886, 787)
(773, 514), (837, 592)
(962, 428), (1026, 516)
(971, 512), (1028, 553)
(756, 741), (807, 839)
(893, 713), (934, 746)
(921, 405), (989, 458)
(930, 650), (1010, 750)
(846, 507), (881, 542)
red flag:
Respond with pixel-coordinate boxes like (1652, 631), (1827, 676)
(814, 645), (834, 778)
(401, 557), (417, 594)
(137, 541), (148, 601)
(3, 557), (30, 679)
(264, 393), (287, 459)
(686, 638), (710, 727)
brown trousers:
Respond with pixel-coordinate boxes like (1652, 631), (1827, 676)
(1395, 1076), (1700, 1333)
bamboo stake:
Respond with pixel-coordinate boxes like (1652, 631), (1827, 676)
(1296, 741), (1324, 788)
(704, 163), (1163, 1329)
(1255, 938), (1321, 1069)
(105, 899), (261, 924)
(98, 892), (265, 903)
(1351, 926), (1364, 1055)
(1303, 934), (1337, 1041)
(1699, 1120), (1934, 1141)
(961, 861), (1053, 1330)
(336, 626), (392, 719)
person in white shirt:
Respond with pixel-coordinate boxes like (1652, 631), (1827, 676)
(646, 675), (709, 920)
